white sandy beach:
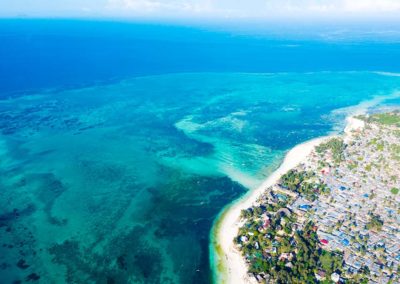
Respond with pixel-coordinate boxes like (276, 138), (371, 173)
(214, 136), (330, 284)
(214, 116), (365, 284)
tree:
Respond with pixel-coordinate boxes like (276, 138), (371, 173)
(391, 187), (399, 195)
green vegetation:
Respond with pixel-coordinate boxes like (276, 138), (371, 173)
(315, 138), (345, 164)
(240, 208), (254, 219)
(238, 217), (344, 283)
(280, 170), (310, 191)
(366, 213), (384, 231)
(368, 138), (385, 151)
(240, 206), (268, 219)
(280, 170), (330, 201)
(368, 137), (378, 145)
(236, 169), (345, 283)
(390, 144), (400, 161)
(376, 142), (384, 151)
(368, 112), (400, 127)
(235, 112), (400, 284)
(347, 162), (358, 170)
(369, 191), (376, 199)
(391, 187), (399, 195)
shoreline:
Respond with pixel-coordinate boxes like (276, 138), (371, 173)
(211, 136), (332, 283)
(211, 116), (365, 284)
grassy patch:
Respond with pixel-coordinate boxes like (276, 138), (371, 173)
(390, 144), (400, 161)
(369, 113), (400, 126)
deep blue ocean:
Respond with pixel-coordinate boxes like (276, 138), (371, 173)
(0, 19), (400, 284)
(2, 19), (400, 96)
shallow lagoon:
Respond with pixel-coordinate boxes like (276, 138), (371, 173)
(0, 72), (399, 283)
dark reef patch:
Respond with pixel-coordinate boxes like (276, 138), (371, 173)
(48, 226), (165, 284)
(0, 205), (36, 224)
(16, 259), (30, 270)
(28, 173), (69, 226)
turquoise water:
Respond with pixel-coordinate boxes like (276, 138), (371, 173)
(0, 72), (400, 283)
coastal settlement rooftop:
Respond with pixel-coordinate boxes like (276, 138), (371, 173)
(235, 111), (400, 284)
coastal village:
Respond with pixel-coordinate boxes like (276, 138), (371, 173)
(234, 112), (400, 283)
